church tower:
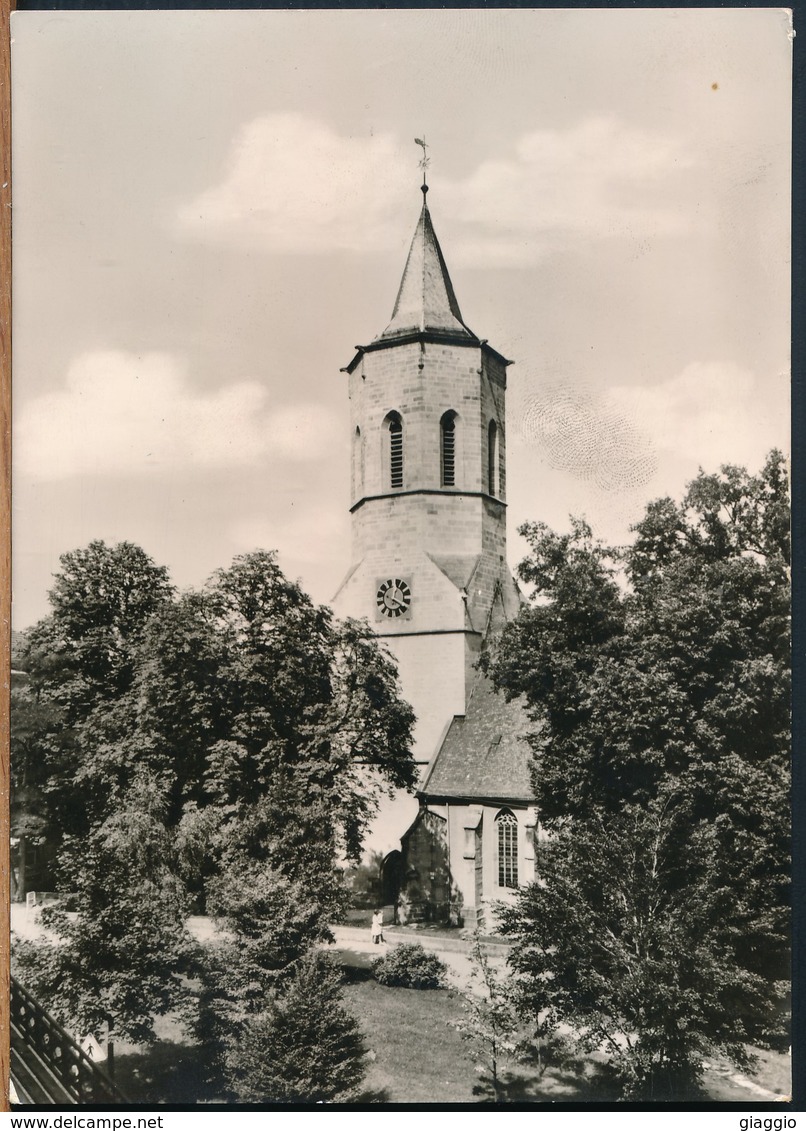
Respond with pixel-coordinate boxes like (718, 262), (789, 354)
(332, 184), (521, 765)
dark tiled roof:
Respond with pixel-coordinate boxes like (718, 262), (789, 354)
(419, 673), (536, 803)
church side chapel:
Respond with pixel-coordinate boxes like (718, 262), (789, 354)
(332, 163), (537, 931)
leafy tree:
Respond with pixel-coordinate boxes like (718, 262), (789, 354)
(485, 452), (790, 1097)
(200, 553), (416, 860)
(9, 683), (65, 898)
(452, 932), (519, 1101)
(182, 555), (415, 1087)
(13, 542), (175, 853)
(13, 544), (416, 1082)
(14, 773), (197, 1045)
(223, 951), (367, 1103)
(503, 795), (785, 1098)
(24, 540), (174, 720)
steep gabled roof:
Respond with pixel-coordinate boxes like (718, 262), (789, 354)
(418, 672), (536, 804)
(378, 192), (477, 343)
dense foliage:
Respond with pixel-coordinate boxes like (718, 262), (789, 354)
(371, 943), (448, 990)
(485, 452), (790, 1098)
(14, 774), (196, 1044)
(224, 952), (367, 1103)
(13, 542), (416, 1094)
(11, 542), (175, 889)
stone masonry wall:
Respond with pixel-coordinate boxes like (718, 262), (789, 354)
(332, 335), (514, 766)
(426, 801), (538, 929)
(347, 340), (508, 508)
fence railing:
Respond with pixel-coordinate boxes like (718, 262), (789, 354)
(11, 976), (127, 1105)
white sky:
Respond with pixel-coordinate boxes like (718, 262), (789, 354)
(10, 8), (792, 629)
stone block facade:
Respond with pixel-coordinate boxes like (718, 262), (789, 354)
(391, 802), (538, 930)
(346, 340), (507, 507)
(397, 808), (451, 924)
(440, 801), (538, 930)
(332, 334), (518, 760)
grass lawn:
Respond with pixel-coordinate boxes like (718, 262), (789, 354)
(343, 976), (475, 1103)
(340, 948), (791, 1105)
(338, 948), (617, 1103)
(108, 949), (792, 1106)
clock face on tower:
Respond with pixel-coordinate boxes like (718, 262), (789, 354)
(376, 578), (412, 619)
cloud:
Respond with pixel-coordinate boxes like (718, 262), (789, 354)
(515, 360), (787, 494)
(609, 361), (789, 470)
(15, 350), (338, 481)
(176, 114), (412, 254)
(443, 118), (693, 263)
(176, 114), (693, 264)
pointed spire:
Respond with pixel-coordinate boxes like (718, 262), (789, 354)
(377, 192), (476, 343)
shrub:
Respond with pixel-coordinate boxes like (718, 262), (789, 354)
(371, 943), (447, 989)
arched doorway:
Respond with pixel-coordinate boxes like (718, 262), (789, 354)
(381, 850), (403, 920)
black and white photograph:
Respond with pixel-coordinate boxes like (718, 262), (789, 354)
(8, 7), (792, 1108)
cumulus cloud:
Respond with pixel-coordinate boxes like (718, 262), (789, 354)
(176, 114), (693, 264)
(516, 361), (788, 493)
(176, 115), (412, 254)
(443, 118), (693, 263)
(15, 350), (338, 481)
(609, 361), (789, 470)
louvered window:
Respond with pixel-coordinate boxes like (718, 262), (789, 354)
(441, 413), (456, 486)
(389, 416), (403, 489)
(497, 809), (518, 889)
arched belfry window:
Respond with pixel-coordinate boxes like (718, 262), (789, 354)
(488, 420), (499, 496)
(440, 411), (457, 487)
(352, 426), (363, 498)
(384, 411), (404, 490)
(496, 809), (518, 889)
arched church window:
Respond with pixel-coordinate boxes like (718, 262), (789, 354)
(488, 420), (499, 496)
(440, 411), (457, 487)
(384, 411), (404, 490)
(496, 809), (518, 889)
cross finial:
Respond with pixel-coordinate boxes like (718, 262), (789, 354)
(414, 136), (429, 194)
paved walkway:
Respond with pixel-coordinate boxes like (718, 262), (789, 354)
(10, 902), (66, 942)
(11, 904), (504, 990)
(327, 923), (509, 988)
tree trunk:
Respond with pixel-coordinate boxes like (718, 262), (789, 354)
(15, 837), (27, 902)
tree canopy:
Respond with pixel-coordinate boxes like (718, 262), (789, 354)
(13, 542), (416, 1074)
(486, 452), (790, 1097)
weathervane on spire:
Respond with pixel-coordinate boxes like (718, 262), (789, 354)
(415, 136), (429, 193)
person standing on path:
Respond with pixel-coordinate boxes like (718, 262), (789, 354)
(371, 909), (384, 944)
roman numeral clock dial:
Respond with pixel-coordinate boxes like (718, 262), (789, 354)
(376, 578), (412, 619)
